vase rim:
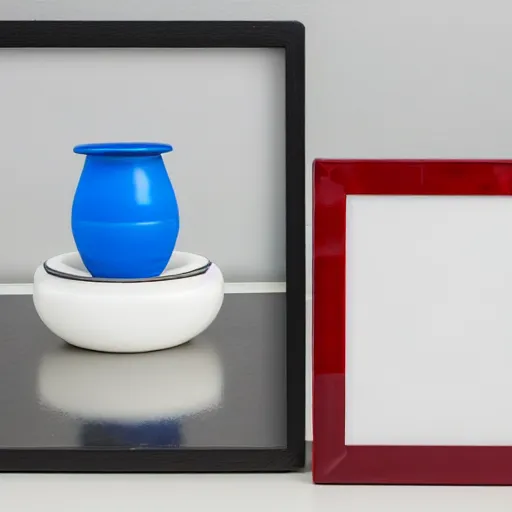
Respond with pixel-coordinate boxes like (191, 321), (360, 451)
(73, 142), (173, 156)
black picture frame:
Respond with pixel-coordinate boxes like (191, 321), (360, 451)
(0, 20), (305, 472)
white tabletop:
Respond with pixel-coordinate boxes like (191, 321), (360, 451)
(2, 471), (512, 511)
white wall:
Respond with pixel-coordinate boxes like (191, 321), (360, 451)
(3, 0), (512, 292)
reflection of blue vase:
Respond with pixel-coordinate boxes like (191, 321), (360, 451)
(72, 142), (179, 279)
(81, 420), (182, 448)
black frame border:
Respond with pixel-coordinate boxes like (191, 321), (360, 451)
(0, 21), (305, 473)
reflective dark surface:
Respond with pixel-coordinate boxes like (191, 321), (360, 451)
(0, 293), (286, 450)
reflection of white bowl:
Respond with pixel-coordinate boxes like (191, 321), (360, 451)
(37, 339), (223, 421)
(33, 251), (224, 353)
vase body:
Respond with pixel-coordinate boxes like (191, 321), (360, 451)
(71, 142), (179, 279)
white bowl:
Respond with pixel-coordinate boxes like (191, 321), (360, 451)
(33, 251), (224, 353)
(38, 338), (223, 421)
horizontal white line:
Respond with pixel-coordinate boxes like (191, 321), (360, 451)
(0, 283), (315, 299)
(0, 282), (288, 295)
(224, 282), (286, 294)
(0, 284), (33, 295)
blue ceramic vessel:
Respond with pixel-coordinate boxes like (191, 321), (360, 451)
(71, 142), (179, 279)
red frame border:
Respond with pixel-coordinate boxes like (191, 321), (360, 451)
(313, 159), (512, 485)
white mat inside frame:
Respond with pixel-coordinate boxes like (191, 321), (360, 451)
(345, 195), (512, 447)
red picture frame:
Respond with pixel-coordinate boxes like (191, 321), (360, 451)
(313, 159), (512, 485)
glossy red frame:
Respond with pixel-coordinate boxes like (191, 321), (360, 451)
(313, 159), (512, 485)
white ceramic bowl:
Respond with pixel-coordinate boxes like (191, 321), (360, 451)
(33, 251), (224, 353)
(38, 338), (223, 421)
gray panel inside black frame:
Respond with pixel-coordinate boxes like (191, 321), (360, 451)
(0, 294), (287, 449)
(0, 48), (286, 284)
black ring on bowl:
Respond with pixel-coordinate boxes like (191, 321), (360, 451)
(43, 260), (212, 283)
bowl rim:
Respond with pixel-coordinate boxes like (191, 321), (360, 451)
(43, 258), (212, 283)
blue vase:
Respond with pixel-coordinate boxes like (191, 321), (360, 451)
(71, 142), (179, 279)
